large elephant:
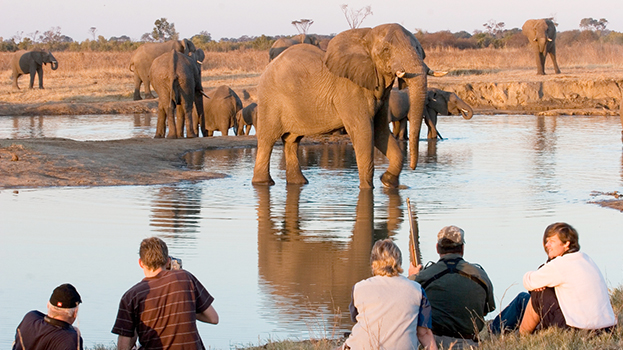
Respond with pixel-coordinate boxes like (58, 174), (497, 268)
(236, 102), (257, 135)
(10, 49), (58, 89)
(390, 88), (474, 140)
(198, 85), (242, 136)
(253, 23), (429, 189)
(522, 19), (560, 75)
(129, 39), (196, 100)
(268, 34), (320, 61)
(150, 49), (205, 138)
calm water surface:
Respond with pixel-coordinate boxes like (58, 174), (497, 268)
(1, 114), (622, 349)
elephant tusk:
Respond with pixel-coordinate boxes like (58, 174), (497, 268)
(431, 71), (448, 77)
(547, 38), (553, 42)
(201, 91), (210, 98)
(396, 70), (406, 78)
(197, 60), (203, 65)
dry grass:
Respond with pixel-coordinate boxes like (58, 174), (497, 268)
(1, 44), (622, 105)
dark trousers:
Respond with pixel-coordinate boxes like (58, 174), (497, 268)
(489, 291), (530, 334)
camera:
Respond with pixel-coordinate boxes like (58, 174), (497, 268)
(167, 256), (183, 270)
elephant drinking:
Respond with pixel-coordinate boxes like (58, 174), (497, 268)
(522, 19), (560, 75)
(236, 102), (257, 135)
(253, 23), (429, 189)
(10, 49), (58, 89)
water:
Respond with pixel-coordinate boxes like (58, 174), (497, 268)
(1, 114), (622, 349)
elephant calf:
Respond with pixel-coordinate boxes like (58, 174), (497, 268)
(236, 102), (257, 135)
(10, 49), (58, 89)
(389, 88), (474, 140)
(197, 85), (243, 136)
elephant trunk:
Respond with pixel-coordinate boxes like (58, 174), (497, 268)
(51, 60), (58, 70)
(406, 72), (427, 170)
(456, 99), (473, 120)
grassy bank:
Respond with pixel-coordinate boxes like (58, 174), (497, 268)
(2, 43), (623, 105)
(86, 286), (623, 350)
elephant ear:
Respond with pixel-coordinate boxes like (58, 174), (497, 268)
(324, 28), (379, 91)
(183, 39), (196, 54)
(32, 51), (43, 65)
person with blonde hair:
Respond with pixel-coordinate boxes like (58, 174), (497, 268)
(12, 283), (83, 350)
(341, 239), (437, 350)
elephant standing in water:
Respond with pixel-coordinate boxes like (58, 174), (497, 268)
(236, 102), (257, 135)
(254, 23), (430, 189)
(268, 34), (320, 61)
(10, 49), (58, 89)
(390, 88), (474, 140)
(522, 19), (560, 75)
(150, 49), (205, 138)
(129, 39), (196, 100)
(197, 85), (242, 136)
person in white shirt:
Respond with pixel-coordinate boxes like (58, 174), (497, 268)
(518, 222), (616, 334)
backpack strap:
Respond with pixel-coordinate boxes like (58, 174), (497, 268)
(420, 257), (489, 294)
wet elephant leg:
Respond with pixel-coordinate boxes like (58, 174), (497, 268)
(374, 113), (403, 188)
(282, 133), (308, 185)
(252, 137), (277, 186)
(549, 51), (561, 74)
(155, 102), (167, 138)
(345, 120), (375, 189)
(182, 100), (197, 138)
(166, 103), (177, 139)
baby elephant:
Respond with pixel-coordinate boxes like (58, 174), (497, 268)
(389, 88), (474, 140)
(197, 85), (243, 136)
(11, 49), (58, 89)
(236, 102), (257, 135)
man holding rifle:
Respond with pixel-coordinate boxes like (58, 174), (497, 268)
(409, 226), (495, 349)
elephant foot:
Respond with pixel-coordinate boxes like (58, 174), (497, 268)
(252, 176), (276, 186)
(145, 93), (156, 100)
(154, 134), (164, 139)
(133, 94), (142, 101)
(166, 134), (178, 139)
(380, 172), (400, 188)
(286, 175), (309, 185)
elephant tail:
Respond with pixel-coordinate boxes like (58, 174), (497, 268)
(128, 61), (135, 72)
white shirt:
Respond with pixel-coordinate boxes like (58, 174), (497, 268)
(523, 251), (616, 329)
(346, 275), (426, 350)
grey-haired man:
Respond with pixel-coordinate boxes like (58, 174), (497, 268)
(409, 226), (495, 349)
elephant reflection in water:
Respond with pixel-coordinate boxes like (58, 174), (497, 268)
(12, 116), (44, 138)
(181, 148), (254, 171)
(255, 185), (419, 326)
(133, 114), (152, 128)
(149, 185), (203, 235)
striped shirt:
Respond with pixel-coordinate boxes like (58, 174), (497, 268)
(112, 269), (214, 350)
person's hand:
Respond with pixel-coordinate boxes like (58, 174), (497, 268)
(409, 263), (422, 276)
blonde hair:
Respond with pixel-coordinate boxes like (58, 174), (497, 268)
(370, 239), (403, 277)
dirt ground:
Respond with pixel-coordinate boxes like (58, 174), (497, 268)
(0, 71), (621, 213)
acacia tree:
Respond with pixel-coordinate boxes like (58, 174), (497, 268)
(292, 19), (314, 34)
(149, 18), (178, 42)
(483, 20), (505, 38)
(340, 4), (373, 29)
(580, 18), (608, 31)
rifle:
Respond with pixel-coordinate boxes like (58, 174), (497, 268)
(406, 198), (422, 267)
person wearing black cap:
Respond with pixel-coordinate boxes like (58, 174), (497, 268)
(409, 225), (495, 349)
(12, 283), (83, 350)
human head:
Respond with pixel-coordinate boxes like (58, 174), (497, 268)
(436, 225), (465, 255)
(370, 239), (403, 277)
(543, 222), (580, 258)
(47, 284), (81, 323)
(139, 237), (169, 270)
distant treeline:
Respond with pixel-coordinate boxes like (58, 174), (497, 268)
(1, 28), (623, 53)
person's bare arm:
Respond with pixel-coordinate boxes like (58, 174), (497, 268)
(196, 305), (219, 324)
(117, 334), (137, 350)
(416, 326), (437, 350)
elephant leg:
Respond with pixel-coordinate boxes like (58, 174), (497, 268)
(155, 103), (167, 138)
(373, 113), (403, 188)
(549, 51), (561, 74)
(13, 73), (21, 89)
(133, 72), (143, 100)
(398, 119), (408, 141)
(344, 119), (375, 189)
(166, 103), (177, 139)
(37, 67), (44, 89)
(144, 76), (156, 99)
(175, 105), (186, 138)
(252, 137), (277, 186)
(29, 70), (36, 89)
(183, 100), (197, 138)
(282, 133), (308, 185)
(537, 52), (546, 75)
(391, 120), (400, 139)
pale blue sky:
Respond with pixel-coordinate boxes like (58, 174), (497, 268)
(2, 0), (622, 42)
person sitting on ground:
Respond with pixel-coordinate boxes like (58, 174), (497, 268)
(409, 225), (495, 349)
(340, 238), (437, 350)
(12, 283), (83, 350)
(491, 222), (617, 334)
(112, 237), (219, 350)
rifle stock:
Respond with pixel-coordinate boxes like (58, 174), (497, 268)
(406, 198), (422, 266)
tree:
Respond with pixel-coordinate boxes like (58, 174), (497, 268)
(580, 18), (608, 31)
(151, 18), (178, 42)
(89, 27), (97, 41)
(292, 19), (314, 34)
(340, 4), (373, 29)
(40, 27), (63, 44)
(483, 20), (505, 38)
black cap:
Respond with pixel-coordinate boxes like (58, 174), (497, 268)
(49, 284), (82, 308)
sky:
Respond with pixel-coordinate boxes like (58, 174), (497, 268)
(1, 0), (622, 42)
